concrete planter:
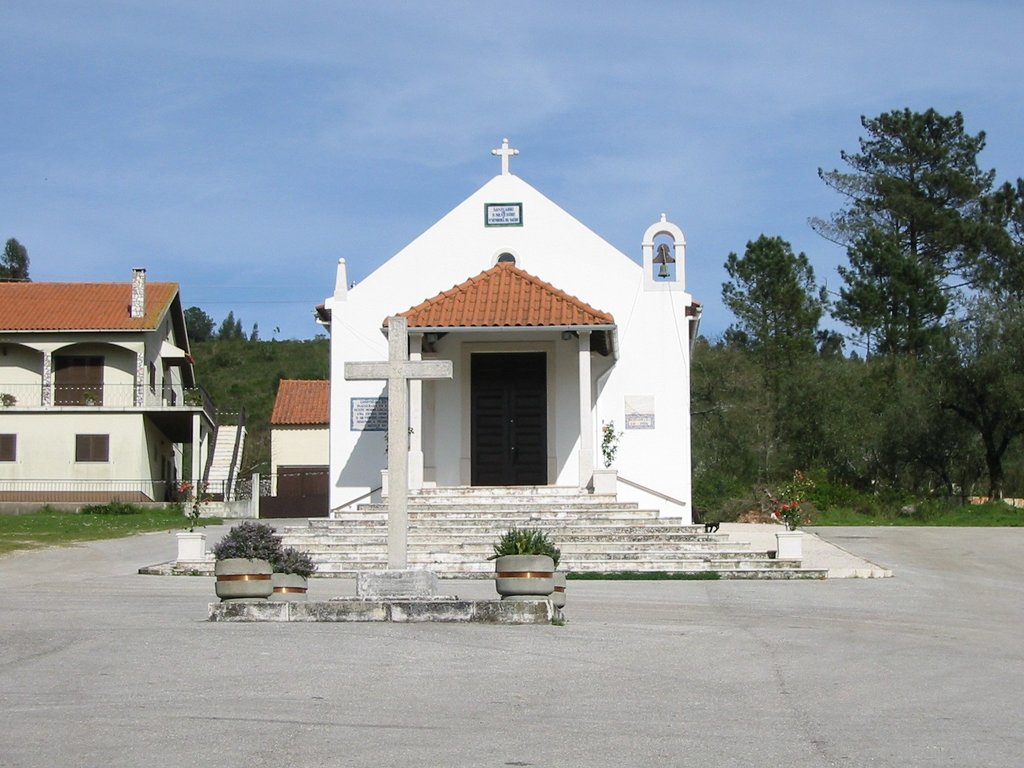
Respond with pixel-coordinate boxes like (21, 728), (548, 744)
(494, 554), (555, 601)
(775, 529), (803, 561)
(214, 558), (273, 601)
(551, 572), (567, 609)
(591, 469), (617, 495)
(270, 573), (309, 602)
(176, 531), (206, 561)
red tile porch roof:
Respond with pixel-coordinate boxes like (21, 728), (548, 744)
(388, 262), (615, 329)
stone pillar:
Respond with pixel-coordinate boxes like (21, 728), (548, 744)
(42, 350), (53, 406)
(191, 413), (203, 486)
(577, 330), (594, 490)
(135, 350), (145, 406)
(251, 472), (260, 519)
(408, 332), (424, 490)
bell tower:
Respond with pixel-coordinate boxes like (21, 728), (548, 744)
(641, 213), (686, 292)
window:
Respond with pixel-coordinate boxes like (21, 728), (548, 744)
(148, 362), (156, 392)
(0, 434), (15, 462)
(75, 434), (109, 462)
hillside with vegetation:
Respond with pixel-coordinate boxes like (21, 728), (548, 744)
(190, 337), (329, 474)
(692, 108), (1024, 524)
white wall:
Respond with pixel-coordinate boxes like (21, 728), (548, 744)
(0, 411), (164, 498)
(0, 343), (43, 406)
(327, 172), (694, 520)
(272, 426), (329, 469)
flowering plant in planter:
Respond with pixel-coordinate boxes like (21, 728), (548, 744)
(271, 547), (317, 578)
(770, 470), (814, 530)
(600, 421), (622, 469)
(212, 521), (284, 561)
(177, 480), (209, 532)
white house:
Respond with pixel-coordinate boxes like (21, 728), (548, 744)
(321, 141), (701, 521)
(0, 269), (215, 503)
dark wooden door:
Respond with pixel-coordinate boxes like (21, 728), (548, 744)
(54, 355), (104, 405)
(471, 352), (547, 486)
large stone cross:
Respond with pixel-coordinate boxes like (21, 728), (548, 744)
(345, 316), (453, 568)
(491, 137), (518, 175)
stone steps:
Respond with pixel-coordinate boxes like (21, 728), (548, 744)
(285, 538), (754, 554)
(335, 507), (663, 520)
(276, 487), (821, 579)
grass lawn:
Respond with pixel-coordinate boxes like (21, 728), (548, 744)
(811, 501), (1024, 526)
(0, 505), (222, 556)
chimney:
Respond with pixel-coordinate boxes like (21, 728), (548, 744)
(131, 268), (146, 319)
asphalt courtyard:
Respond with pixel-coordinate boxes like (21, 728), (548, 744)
(1, 526), (1021, 768)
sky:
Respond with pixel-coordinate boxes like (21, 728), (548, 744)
(3, 1), (1023, 341)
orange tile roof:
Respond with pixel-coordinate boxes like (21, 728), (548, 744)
(271, 380), (330, 426)
(392, 262), (614, 328)
(0, 282), (179, 331)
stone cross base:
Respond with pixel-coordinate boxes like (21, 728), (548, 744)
(356, 569), (440, 598)
(208, 597), (559, 624)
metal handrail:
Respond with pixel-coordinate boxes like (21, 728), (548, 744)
(333, 486), (383, 513)
(225, 407), (246, 502)
(616, 474), (688, 508)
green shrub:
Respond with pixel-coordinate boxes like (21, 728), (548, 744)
(212, 521), (283, 561)
(271, 546), (317, 578)
(488, 527), (560, 568)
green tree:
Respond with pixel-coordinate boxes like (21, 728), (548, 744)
(184, 307), (215, 342)
(690, 339), (765, 509)
(721, 235), (827, 360)
(721, 235), (828, 480)
(1, 238), (30, 282)
(835, 228), (948, 356)
(935, 301), (1024, 498)
(981, 178), (1024, 300)
(815, 108), (1001, 352)
(217, 311), (245, 340)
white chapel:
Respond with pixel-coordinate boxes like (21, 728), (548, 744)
(320, 140), (701, 523)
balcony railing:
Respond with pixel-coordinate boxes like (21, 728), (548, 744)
(0, 477), (245, 503)
(0, 478), (174, 503)
(0, 383), (214, 413)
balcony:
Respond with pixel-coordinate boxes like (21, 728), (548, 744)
(0, 382), (217, 437)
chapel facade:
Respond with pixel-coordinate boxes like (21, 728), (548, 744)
(321, 140), (701, 522)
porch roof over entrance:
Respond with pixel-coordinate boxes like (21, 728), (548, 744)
(385, 262), (617, 354)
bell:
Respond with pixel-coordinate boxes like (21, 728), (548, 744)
(658, 262), (670, 278)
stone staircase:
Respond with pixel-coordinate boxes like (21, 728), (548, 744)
(207, 424), (245, 500)
(278, 486), (825, 579)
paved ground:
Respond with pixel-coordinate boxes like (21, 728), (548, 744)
(1, 526), (1021, 767)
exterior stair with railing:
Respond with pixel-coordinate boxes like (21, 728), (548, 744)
(277, 486), (826, 579)
(206, 424), (245, 501)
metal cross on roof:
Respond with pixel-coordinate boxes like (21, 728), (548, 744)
(491, 137), (519, 175)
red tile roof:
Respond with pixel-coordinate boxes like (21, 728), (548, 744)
(0, 282), (179, 331)
(271, 380), (330, 426)
(392, 262), (614, 328)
